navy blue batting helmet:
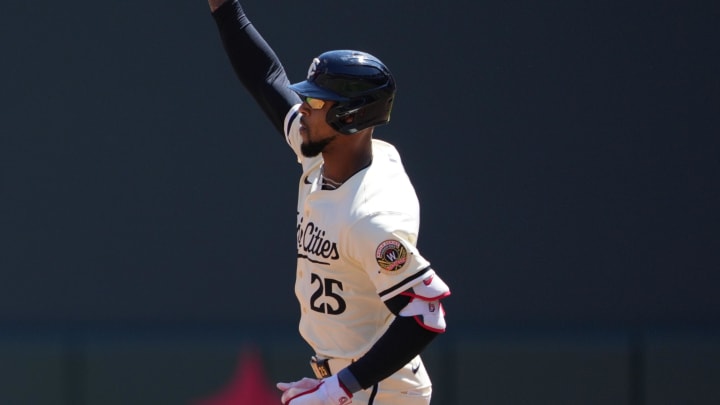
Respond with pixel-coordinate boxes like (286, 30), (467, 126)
(289, 50), (396, 134)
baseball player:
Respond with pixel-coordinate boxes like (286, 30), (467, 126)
(208, 1), (451, 404)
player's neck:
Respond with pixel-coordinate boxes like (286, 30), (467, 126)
(321, 131), (373, 184)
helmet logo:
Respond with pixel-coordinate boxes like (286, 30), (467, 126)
(307, 58), (320, 79)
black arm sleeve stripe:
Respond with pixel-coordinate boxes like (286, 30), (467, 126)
(346, 315), (438, 390)
(212, 0), (301, 136)
(377, 266), (432, 299)
(384, 293), (412, 316)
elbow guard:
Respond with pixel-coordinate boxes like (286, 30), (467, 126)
(398, 272), (451, 333)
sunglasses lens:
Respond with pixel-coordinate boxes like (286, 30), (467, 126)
(305, 97), (325, 109)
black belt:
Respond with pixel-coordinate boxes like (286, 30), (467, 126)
(310, 355), (332, 378)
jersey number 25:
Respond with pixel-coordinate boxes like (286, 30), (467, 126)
(310, 273), (347, 315)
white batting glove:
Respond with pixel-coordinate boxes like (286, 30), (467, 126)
(277, 374), (353, 405)
(277, 378), (321, 403)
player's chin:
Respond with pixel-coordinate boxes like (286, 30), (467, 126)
(300, 141), (323, 158)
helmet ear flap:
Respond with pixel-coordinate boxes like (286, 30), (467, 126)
(327, 99), (365, 134)
(340, 114), (356, 126)
(327, 103), (356, 134)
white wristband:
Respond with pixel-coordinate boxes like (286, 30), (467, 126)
(323, 374), (353, 405)
(283, 374), (352, 405)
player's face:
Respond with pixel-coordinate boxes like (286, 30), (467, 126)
(299, 97), (338, 157)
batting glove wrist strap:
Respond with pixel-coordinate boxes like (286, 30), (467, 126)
(283, 374), (352, 405)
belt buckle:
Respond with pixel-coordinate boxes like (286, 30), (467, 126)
(310, 355), (332, 379)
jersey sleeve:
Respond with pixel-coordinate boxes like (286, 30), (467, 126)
(283, 104), (303, 162)
(343, 212), (433, 302)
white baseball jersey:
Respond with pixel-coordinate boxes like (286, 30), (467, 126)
(283, 105), (436, 360)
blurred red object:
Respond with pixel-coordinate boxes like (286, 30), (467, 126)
(193, 348), (278, 405)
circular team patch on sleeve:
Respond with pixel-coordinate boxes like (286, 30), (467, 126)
(375, 240), (408, 273)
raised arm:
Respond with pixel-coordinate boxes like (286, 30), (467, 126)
(209, 0), (300, 136)
(208, 0), (226, 12)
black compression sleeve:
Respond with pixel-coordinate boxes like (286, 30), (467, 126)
(212, 0), (300, 136)
(343, 315), (439, 391)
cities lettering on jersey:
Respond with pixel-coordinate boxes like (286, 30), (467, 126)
(296, 218), (339, 263)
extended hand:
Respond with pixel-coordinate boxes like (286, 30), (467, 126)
(208, 0), (229, 13)
(277, 375), (352, 405)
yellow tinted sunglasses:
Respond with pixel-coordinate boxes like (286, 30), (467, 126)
(304, 97), (326, 110)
